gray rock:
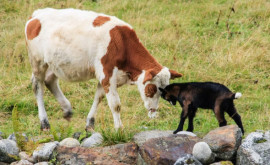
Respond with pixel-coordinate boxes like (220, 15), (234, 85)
(177, 131), (197, 137)
(81, 132), (103, 148)
(237, 131), (270, 165)
(8, 133), (28, 142)
(192, 142), (215, 164)
(10, 160), (33, 165)
(133, 130), (173, 147)
(174, 154), (202, 165)
(0, 139), (19, 163)
(203, 125), (242, 160)
(59, 138), (80, 148)
(19, 152), (34, 163)
(33, 141), (59, 162)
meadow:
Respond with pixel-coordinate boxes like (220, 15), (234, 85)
(0, 0), (269, 144)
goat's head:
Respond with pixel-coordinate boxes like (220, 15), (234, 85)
(137, 67), (182, 118)
(159, 87), (178, 106)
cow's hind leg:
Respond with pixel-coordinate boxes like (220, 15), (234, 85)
(31, 63), (49, 130)
(86, 83), (105, 132)
(45, 70), (72, 120)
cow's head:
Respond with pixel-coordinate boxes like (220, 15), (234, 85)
(137, 67), (182, 118)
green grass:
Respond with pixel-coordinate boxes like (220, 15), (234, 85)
(0, 0), (270, 145)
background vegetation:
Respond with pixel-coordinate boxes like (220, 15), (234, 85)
(0, 0), (269, 143)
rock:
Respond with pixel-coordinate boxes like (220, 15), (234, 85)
(59, 138), (80, 148)
(139, 134), (200, 165)
(174, 154), (202, 165)
(177, 131), (197, 137)
(237, 131), (270, 165)
(203, 125), (242, 160)
(0, 139), (19, 163)
(56, 142), (138, 165)
(32, 141), (59, 162)
(8, 133), (28, 142)
(10, 160), (33, 165)
(133, 130), (173, 147)
(210, 161), (233, 165)
(81, 132), (103, 148)
(192, 142), (215, 164)
(19, 152), (34, 163)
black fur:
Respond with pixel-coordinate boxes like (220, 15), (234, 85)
(159, 82), (244, 134)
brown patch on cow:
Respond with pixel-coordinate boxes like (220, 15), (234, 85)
(93, 16), (110, 27)
(27, 18), (41, 40)
(145, 84), (157, 98)
(115, 105), (121, 112)
(101, 26), (163, 93)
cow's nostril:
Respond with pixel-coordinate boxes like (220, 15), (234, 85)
(149, 108), (156, 112)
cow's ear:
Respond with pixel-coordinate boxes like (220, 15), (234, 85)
(169, 70), (183, 79)
(143, 69), (155, 84)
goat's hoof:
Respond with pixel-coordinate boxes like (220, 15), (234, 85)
(40, 120), (50, 131)
(173, 130), (179, 134)
(63, 111), (73, 121)
(85, 125), (95, 133)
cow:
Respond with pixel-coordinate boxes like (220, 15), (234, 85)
(25, 8), (182, 131)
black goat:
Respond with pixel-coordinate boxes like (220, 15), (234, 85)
(159, 82), (244, 134)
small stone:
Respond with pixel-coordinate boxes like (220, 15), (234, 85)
(177, 131), (197, 137)
(8, 133), (28, 142)
(174, 154), (202, 165)
(0, 139), (19, 163)
(81, 132), (103, 148)
(193, 142), (215, 164)
(59, 138), (80, 148)
(33, 141), (59, 162)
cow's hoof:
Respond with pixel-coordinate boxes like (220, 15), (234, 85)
(63, 111), (73, 121)
(40, 120), (50, 131)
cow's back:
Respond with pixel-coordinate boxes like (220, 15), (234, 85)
(25, 8), (131, 82)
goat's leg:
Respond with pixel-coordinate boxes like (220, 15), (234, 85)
(187, 107), (197, 132)
(174, 102), (189, 134)
(45, 70), (72, 120)
(226, 104), (245, 134)
(214, 104), (227, 127)
(85, 83), (105, 132)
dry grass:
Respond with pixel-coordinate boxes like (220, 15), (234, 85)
(0, 0), (269, 143)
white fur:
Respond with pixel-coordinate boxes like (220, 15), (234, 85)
(235, 92), (242, 99)
(26, 8), (172, 130)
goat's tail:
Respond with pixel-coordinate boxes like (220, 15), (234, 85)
(232, 92), (242, 99)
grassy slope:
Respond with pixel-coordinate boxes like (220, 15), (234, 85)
(0, 0), (269, 141)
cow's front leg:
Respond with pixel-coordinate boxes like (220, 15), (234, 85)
(85, 83), (105, 132)
(106, 89), (123, 130)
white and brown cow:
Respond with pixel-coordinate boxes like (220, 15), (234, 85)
(25, 8), (182, 131)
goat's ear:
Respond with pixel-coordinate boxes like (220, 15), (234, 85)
(159, 87), (166, 93)
(169, 69), (183, 79)
(143, 69), (156, 84)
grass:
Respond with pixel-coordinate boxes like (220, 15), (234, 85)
(0, 0), (270, 145)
